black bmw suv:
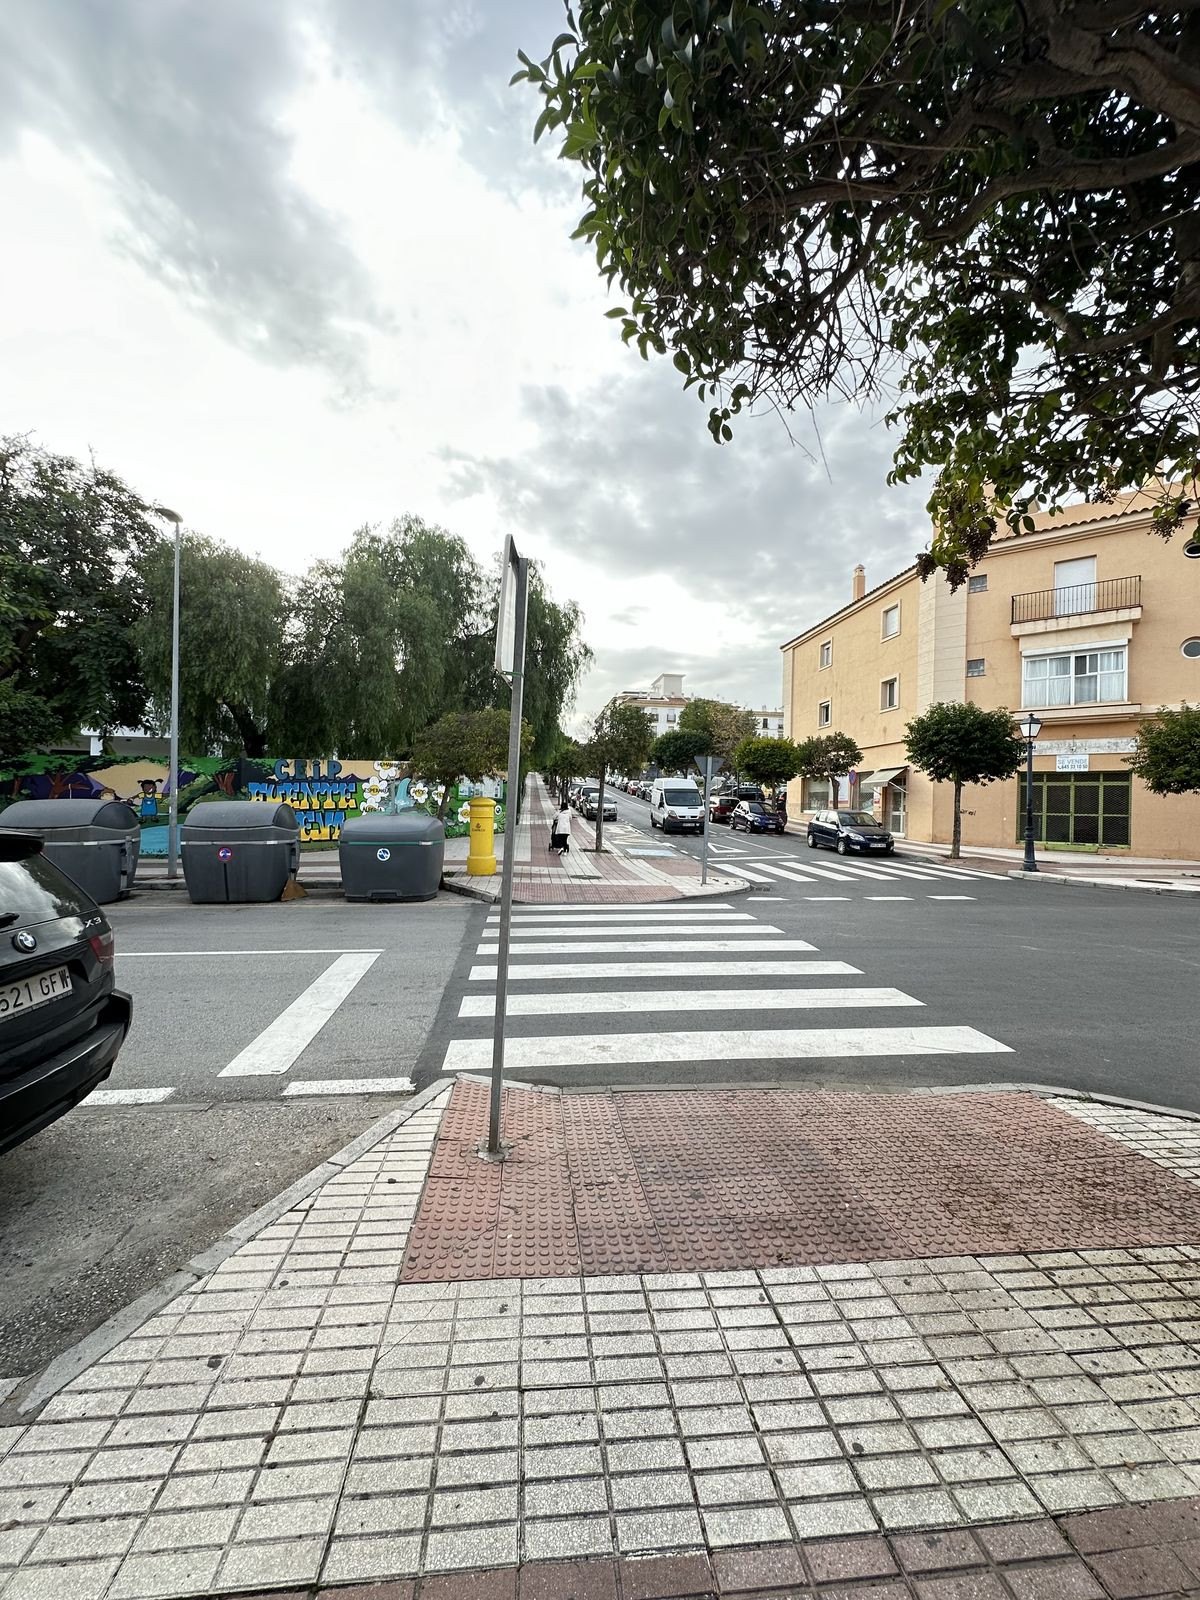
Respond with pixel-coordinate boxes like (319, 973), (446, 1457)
(0, 831), (132, 1154)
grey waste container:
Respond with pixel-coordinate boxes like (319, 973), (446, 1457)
(339, 811), (444, 902)
(0, 798), (140, 903)
(181, 801), (300, 904)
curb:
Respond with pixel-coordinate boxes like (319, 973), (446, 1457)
(3, 1079), (453, 1423)
(1007, 868), (1198, 895)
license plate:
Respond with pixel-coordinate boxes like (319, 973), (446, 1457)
(870, 841), (888, 849)
(0, 964), (72, 1020)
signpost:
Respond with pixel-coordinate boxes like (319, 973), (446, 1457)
(483, 535), (529, 1161)
(693, 754), (725, 885)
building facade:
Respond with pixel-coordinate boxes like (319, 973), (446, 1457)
(780, 491), (1200, 858)
(617, 673), (784, 739)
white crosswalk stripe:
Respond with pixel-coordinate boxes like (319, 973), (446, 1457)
(447, 901), (1012, 1080)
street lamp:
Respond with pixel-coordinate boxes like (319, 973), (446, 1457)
(1017, 711), (1043, 872)
(155, 507), (184, 880)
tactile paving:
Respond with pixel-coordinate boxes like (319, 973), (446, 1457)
(400, 1082), (1200, 1282)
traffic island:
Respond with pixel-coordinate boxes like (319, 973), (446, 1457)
(6, 1081), (1200, 1597)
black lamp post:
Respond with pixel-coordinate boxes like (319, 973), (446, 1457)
(1018, 711), (1043, 871)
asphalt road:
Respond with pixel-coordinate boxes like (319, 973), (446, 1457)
(0, 888), (478, 1384)
(417, 787), (1200, 1116)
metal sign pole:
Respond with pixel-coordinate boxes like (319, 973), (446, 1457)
(485, 550), (529, 1159)
(700, 765), (711, 886)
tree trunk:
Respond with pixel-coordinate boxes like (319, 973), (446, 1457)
(436, 780), (451, 820)
(225, 703), (267, 759)
(951, 778), (963, 859)
(594, 762), (606, 852)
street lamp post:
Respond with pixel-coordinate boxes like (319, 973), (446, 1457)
(1018, 711), (1043, 872)
(155, 508), (184, 879)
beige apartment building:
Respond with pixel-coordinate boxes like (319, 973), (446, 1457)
(780, 489), (1200, 858)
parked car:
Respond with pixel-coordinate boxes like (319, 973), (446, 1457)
(583, 791), (618, 822)
(649, 778), (704, 834)
(710, 785), (763, 824)
(730, 799), (786, 835)
(0, 831), (132, 1155)
(807, 809), (894, 855)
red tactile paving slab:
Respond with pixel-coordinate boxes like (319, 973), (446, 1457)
(400, 1083), (1200, 1283)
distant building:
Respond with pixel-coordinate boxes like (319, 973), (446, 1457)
(617, 673), (785, 739)
(779, 489), (1200, 856)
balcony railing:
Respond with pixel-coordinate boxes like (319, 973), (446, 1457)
(1011, 575), (1141, 625)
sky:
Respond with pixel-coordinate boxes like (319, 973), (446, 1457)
(0, 0), (932, 731)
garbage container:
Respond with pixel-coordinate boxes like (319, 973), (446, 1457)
(181, 801), (300, 904)
(339, 811), (444, 902)
(0, 798), (140, 903)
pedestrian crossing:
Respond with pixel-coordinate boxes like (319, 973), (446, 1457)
(445, 900), (1012, 1080)
(699, 846), (1007, 896)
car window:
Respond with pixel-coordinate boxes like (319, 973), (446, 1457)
(745, 802), (766, 814)
(664, 789), (698, 804)
(0, 852), (91, 929)
(838, 811), (879, 825)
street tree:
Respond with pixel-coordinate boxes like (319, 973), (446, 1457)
(651, 726), (711, 773)
(584, 699), (654, 850)
(679, 698), (756, 765)
(409, 709), (530, 820)
(543, 731), (588, 805)
(520, 3), (1200, 582)
(1, 436), (161, 762)
(904, 702), (1024, 858)
(138, 534), (286, 758)
(732, 735), (803, 792)
(1128, 705), (1200, 796)
(796, 733), (864, 812)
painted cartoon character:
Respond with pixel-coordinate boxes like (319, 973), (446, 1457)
(131, 779), (160, 820)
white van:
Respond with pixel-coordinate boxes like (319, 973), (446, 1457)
(649, 777), (704, 834)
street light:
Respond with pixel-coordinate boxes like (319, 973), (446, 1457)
(1017, 711), (1043, 872)
(155, 507), (184, 880)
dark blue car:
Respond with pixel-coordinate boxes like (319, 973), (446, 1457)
(730, 800), (785, 835)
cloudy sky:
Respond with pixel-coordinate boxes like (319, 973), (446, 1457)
(0, 0), (931, 729)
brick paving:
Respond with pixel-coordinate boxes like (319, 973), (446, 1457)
(8, 1089), (1200, 1598)
(401, 1082), (1200, 1283)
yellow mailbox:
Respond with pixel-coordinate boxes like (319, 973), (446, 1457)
(466, 794), (497, 876)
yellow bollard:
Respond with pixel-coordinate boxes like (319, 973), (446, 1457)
(466, 795), (497, 876)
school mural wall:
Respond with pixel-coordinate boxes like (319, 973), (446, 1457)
(244, 759), (506, 843)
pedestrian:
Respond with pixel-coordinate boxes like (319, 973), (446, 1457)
(776, 792), (788, 825)
(550, 801), (572, 855)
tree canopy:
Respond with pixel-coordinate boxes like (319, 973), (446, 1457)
(651, 725), (712, 772)
(904, 701), (1024, 855)
(1, 436), (162, 762)
(521, 1), (1200, 583)
(797, 732), (863, 797)
(410, 709), (528, 818)
(1128, 704), (1200, 795)
(679, 697), (757, 763)
(138, 534), (286, 758)
(733, 733), (803, 788)
(584, 698), (655, 847)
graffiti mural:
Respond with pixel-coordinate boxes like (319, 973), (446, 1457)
(245, 759), (506, 843)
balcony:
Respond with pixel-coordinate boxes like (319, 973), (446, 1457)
(1011, 575), (1142, 627)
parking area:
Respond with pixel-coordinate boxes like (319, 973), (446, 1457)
(0, 889), (477, 1386)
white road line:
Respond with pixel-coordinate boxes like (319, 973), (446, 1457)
(481, 923), (784, 939)
(762, 861), (857, 884)
(754, 864), (821, 884)
(866, 896), (914, 901)
(746, 896), (786, 901)
(807, 861), (904, 881)
(900, 861), (1003, 880)
(928, 895), (976, 901)
(486, 939), (818, 955)
(881, 863), (972, 882)
(218, 952), (380, 1078)
(805, 896), (850, 902)
(82, 1087), (175, 1106)
(501, 904), (736, 917)
(444, 1024), (1012, 1074)
(486, 912), (754, 925)
(716, 864), (776, 884)
(282, 1078), (414, 1097)
(470, 959), (861, 980)
(459, 987), (921, 1018)
(120, 949), (385, 958)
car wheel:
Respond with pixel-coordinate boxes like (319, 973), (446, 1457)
(807, 832), (817, 848)
(836, 837), (848, 855)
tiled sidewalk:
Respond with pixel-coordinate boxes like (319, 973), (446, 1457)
(7, 1088), (1200, 1599)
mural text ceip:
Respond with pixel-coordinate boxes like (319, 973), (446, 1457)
(245, 760), (505, 843)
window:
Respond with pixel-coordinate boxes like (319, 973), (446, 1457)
(1183, 638), (1200, 659)
(882, 604), (900, 639)
(803, 778), (831, 810)
(818, 699), (831, 727)
(1022, 647), (1126, 708)
(881, 676), (899, 710)
(966, 658), (986, 678)
(968, 574), (988, 593)
(819, 640), (832, 669)
(1018, 772), (1131, 848)
(1052, 555), (1098, 616)
(665, 711), (676, 723)
(761, 718), (769, 730)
